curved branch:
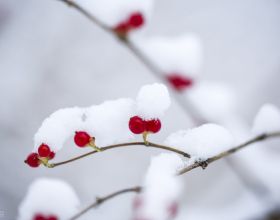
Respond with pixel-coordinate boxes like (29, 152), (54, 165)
(55, 0), (205, 123)
(68, 131), (280, 219)
(69, 186), (142, 220)
(50, 141), (190, 168)
(177, 131), (280, 175)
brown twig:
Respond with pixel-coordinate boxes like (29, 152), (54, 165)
(56, 0), (205, 123)
(49, 141), (190, 168)
(69, 186), (142, 220)
(68, 131), (280, 219)
(177, 132), (280, 175)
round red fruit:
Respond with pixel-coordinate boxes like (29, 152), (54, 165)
(129, 116), (146, 134)
(33, 214), (45, 220)
(47, 215), (58, 220)
(25, 153), (40, 168)
(167, 74), (193, 92)
(74, 131), (91, 147)
(48, 151), (55, 160)
(146, 119), (161, 133)
(129, 12), (144, 28)
(114, 21), (130, 35)
(38, 143), (51, 157)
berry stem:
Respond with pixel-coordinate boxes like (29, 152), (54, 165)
(88, 139), (102, 152)
(142, 131), (149, 145)
(38, 157), (54, 168)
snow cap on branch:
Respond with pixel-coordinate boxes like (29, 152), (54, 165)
(186, 81), (237, 121)
(136, 83), (171, 119)
(252, 103), (280, 135)
(134, 153), (183, 220)
(18, 178), (80, 220)
(77, 0), (154, 27)
(165, 124), (235, 158)
(135, 33), (203, 77)
(34, 107), (84, 152)
(85, 98), (136, 146)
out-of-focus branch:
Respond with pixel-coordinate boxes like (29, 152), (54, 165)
(69, 186), (142, 220)
(48, 141), (190, 168)
(55, 0), (205, 122)
(68, 131), (280, 219)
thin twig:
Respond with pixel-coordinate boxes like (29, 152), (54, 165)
(69, 131), (280, 219)
(50, 141), (190, 168)
(56, 0), (206, 123)
(69, 186), (142, 220)
(177, 131), (280, 175)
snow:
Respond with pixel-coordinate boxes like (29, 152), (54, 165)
(134, 153), (183, 220)
(165, 124), (235, 158)
(33, 107), (85, 152)
(134, 33), (203, 77)
(77, 0), (154, 27)
(186, 81), (237, 121)
(17, 178), (80, 220)
(252, 103), (280, 135)
(136, 83), (171, 119)
(84, 98), (136, 146)
(33, 84), (170, 151)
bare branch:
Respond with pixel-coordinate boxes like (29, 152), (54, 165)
(177, 131), (280, 175)
(68, 131), (280, 219)
(69, 186), (142, 220)
(49, 141), (190, 168)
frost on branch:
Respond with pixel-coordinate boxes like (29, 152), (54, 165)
(186, 81), (237, 121)
(17, 178), (80, 220)
(165, 124), (235, 158)
(133, 153), (183, 220)
(136, 83), (170, 119)
(252, 103), (280, 135)
(135, 34), (202, 91)
(77, 0), (154, 32)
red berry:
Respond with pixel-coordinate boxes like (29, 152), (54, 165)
(74, 131), (91, 147)
(129, 12), (144, 28)
(48, 151), (55, 160)
(168, 202), (178, 218)
(38, 144), (51, 158)
(167, 74), (193, 92)
(33, 214), (45, 220)
(25, 153), (40, 168)
(146, 119), (161, 133)
(114, 21), (130, 35)
(47, 215), (58, 220)
(129, 116), (146, 134)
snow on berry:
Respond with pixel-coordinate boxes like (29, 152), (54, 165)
(17, 178), (80, 220)
(133, 153), (183, 220)
(136, 83), (170, 119)
(134, 34), (202, 81)
(252, 104), (280, 135)
(186, 81), (237, 122)
(77, 0), (153, 29)
(33, 107), (84, 153)
(165, 124), (235, 158)
(84, 98), (136, 146)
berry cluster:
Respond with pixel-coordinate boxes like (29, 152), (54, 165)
(129, 116), (161, 136)
(33, 213), (58, 220)
(114, 12), (144, 36)
(25, 144), (55, 168)
(167, 73), (193, 92)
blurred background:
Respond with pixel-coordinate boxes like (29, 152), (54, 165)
(0, 0), (280, 219)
